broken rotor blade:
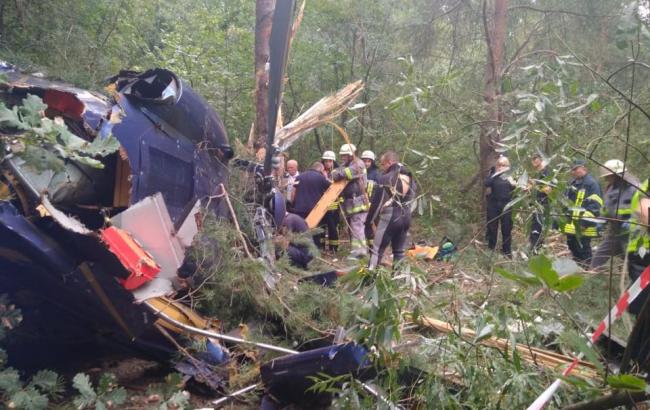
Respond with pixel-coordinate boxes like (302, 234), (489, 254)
(146, 303), (298, 355)
(264, 0), (295, 177)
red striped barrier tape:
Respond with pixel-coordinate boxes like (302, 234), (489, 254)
(527, 264), (650, 410)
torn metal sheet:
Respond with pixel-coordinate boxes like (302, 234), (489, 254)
(36, 196), (92, 235)
(130, 278), (175, 303)
(111, 193), (184, 278)
(175, 200), (201, 248)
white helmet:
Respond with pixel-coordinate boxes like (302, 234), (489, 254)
(321, 150), (336, 161)
(601, 159), (626, 177)
(360, 150), (376, 161)
(339, 143), (357, 156)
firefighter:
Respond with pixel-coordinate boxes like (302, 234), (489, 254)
(590, 159), (640, 270)
(626, 177), (650, 316)
(361, 150), (380, 182)
(484, 156), (516, 257)
(367, 150), (415, 269)
(559, 159), (604, 266)
(529, 153), (551, 252)
(331, 143), (368, 259)
(321, 151), (340, 252)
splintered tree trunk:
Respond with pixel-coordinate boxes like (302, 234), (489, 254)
(253, 0), (276, 152)
(479, 0), (508, 209)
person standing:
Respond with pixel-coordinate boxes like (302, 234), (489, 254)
(332, 143), (368, 259)
(590, 160), (640, 270)
(485, 156), (516, 257)
(291, 162), (331, 218)
(529, 153), (551, 252)
(361, 150), (380, 182)
(559, 159), (603, 266)
(291, 161), (331, 247)
(285, 159), (300, 201)
(321, 151), (341, 252)
(367, 151), (415, 269)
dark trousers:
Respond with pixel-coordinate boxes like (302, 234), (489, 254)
(320, 210), (339, 251)
(529, 212), (544, 251)
(486, 200), (512, 255)
(368, 207), (411, 269)
(566, 234), (592, 265)
(628, 253), (650, 315)
(365, 220), (374, 249)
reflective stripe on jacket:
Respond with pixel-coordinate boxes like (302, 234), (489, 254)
(628, 179), (650, 255)
(560, 173), (604, 237)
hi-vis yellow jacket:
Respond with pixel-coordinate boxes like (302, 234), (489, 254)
(560, 173), (604, 237)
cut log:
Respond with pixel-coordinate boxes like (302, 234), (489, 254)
(305, 180), (347, 229)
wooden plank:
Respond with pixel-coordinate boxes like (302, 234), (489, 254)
(113, 154), (131, 207)
(305, 179), (347, 228)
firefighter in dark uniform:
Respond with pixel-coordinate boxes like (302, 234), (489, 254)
(590, 159), (639, 270)
(367, 150), (415, 269)
(321, 150), (340, 252)
(361, 150), (380, 182)
(485, 156), (516, 257)
(559, 159), (604, 266)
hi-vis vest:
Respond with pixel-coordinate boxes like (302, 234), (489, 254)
(628, 179), (650, 256)
(560, 187), (604, 237)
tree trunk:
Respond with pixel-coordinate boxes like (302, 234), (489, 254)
(253, 0), (275, 151)
(479, 0), (508, 209)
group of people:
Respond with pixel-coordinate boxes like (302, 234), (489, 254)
(485, 155), (650, 313)
(275, 144), (416, 270)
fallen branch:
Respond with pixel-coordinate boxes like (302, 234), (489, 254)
(417, 315), (598, 379)
(219, 183), (253, 259)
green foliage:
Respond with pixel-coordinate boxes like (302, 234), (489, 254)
(0, 295), (64, 409)
(0, 94), (119, 170)
(145, 373), (191, 410)
(72, 373), (127, 410)
(497, 255), (584, 293)
(345, 264), (429, 354)
(606, 374), (647, 390)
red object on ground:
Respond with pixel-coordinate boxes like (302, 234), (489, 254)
(100, 226), (161, 290)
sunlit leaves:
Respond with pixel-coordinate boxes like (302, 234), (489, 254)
(497, 255), (584, 293)
(0, 95), (119, 169)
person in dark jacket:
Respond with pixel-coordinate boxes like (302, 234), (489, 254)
(528, 153), (551, 252)
(590, 159), (639, 270)
(361, 150), (380, 182)
(367, 150), (415, 269)
(560, 159), (604, 265)
(485, 156), (516, 257)
(276, 212), (313, 269)
(291, 161), (331, 247)
(291, 162), (331, 219)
